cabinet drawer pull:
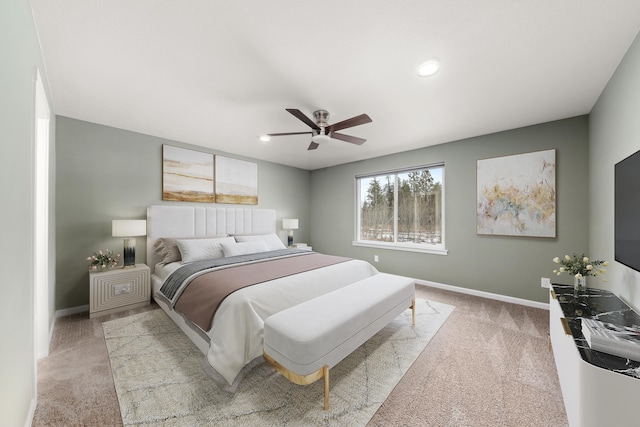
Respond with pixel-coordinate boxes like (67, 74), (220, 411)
(550, 289), (557, 300)
(560, 317), (572, 336)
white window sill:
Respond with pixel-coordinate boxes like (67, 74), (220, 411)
(352, 240), (448, 256)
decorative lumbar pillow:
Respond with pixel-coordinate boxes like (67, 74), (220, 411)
(233, 234), (286, 251)
(221, 240), (270, 257)
(154, 238), (183, 264)
(175, 236), (236, 263)
(155, 235), (227, 263)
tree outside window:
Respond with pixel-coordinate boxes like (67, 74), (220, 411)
(357, 165), (443, 248)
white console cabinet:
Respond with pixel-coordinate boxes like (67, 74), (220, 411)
(89, 264), (150, 318)
(549, 285), (640, 427)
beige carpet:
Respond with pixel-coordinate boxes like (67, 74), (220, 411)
(102, 299), (453, 426)
(33, 285), (568, 426)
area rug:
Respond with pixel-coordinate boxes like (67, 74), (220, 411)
(103, 298), (454, 426)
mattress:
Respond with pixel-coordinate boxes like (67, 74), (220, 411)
(152, 251), (379, 392)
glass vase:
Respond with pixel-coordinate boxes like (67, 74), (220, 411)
(574, 275), (586, 294)
(90, 264), (112, 273)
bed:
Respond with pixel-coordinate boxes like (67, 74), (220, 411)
(146, 205), (379, 392)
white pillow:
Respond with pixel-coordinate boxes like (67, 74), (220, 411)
(221, 240), (270, 257)
(233, 233), (286, 251)
(175, 237), (235, 263)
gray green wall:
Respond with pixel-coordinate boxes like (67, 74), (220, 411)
(590, 31), (640, 309)
(59, 115), (592, 308)
(1, 0), (56, 425)
(55, 116), (311, 310)
(310, 117), (589, 303)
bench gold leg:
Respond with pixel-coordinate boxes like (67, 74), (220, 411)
(323, 366), (329, 410)
(264, 352), (332, 410)
(411, 298), (416, 326)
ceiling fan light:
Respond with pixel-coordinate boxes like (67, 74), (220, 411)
(417, 60), (440, 77)
(311, 133), (331, 144)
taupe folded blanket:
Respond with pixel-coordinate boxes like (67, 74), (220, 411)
(175, 253), (350, 331)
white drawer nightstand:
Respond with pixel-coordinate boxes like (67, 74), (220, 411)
(89, 264), (150, 318)
(290, 243), (312, 251)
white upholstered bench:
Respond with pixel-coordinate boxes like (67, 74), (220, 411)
(263, 273), (415, 410)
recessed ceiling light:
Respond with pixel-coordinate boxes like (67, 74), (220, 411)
(417, 60), (440, 77)
(259, 134), (271, 142)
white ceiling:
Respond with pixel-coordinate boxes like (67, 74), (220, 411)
(31, 0), (640, 171)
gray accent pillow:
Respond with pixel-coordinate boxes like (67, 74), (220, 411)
(154, 235), (227, 263)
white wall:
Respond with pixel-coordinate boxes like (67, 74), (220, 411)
(590, 31), (640, 309)
(0, 0), (55, 425)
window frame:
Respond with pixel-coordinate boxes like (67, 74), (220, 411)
(353, 163), (447, 256)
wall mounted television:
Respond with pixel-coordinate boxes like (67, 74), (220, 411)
(615, 148), (640, 273)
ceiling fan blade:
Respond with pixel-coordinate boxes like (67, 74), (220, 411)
(307, 142), (320, 150)
(330, 132), (366, 145)
(286, 108), (321, 131)
(325, 113), (372, 133)
(267, 131), (313, 137)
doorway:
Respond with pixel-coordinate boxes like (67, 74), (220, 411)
(34, 69), (50, 360)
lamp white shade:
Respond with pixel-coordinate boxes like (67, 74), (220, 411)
(112, 220), (147, 237)
(282, 219), (299, 230)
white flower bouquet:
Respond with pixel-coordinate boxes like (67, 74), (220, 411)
(552, 253), (609, 281)
(87, 249), (120, 271)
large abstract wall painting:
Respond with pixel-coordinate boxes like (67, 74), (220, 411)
(162, 145), (214, 202)
(477, 149), (556, 237)
(214, 155), (258, 205)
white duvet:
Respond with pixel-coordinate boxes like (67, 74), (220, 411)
(200, 258), (379, 390)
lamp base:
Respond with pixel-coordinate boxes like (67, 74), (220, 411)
(123, 237), (136, 267)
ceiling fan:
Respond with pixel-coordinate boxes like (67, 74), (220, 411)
(267, 109), (372, 150)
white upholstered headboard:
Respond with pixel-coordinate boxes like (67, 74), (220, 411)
(146, 205), (276, 273)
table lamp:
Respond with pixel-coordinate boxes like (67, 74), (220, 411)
(112, 219), (147, 268)
(282, 219), (299, 247)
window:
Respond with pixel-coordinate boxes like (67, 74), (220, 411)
(355, 164), (446, 255)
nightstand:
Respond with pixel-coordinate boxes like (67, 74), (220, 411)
(89, 264), (150, 318)
(290, 243), (312, 251)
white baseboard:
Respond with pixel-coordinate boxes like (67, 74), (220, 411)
(49, 316), (56, 342)
(24, 397), (36, 427)
(55, 304), (89, 318)
(416, 279), (549, 310)
(36, 317), (55, 360)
